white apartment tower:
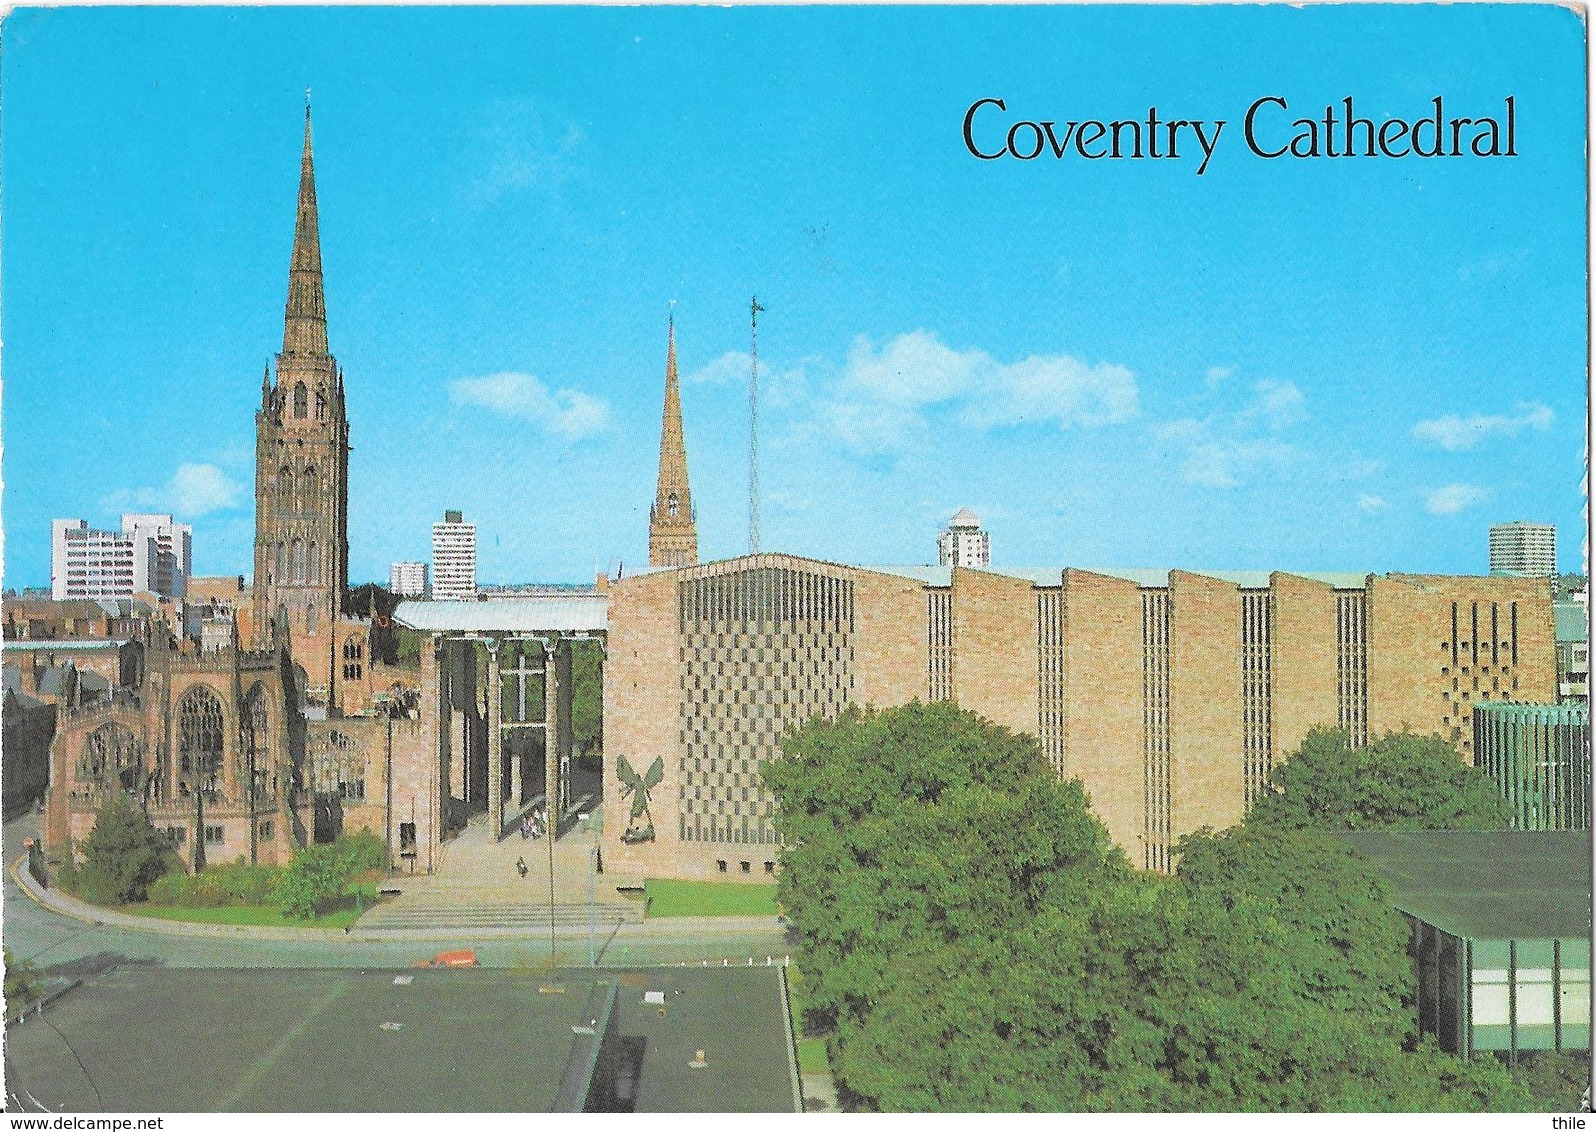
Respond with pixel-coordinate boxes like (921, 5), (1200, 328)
(937, 507), (991, 569)
(1490, 521), (1557, 577)
(431, 511), (477, 601)
(389, 561), (429, 599)
(51, 514), (192, 600)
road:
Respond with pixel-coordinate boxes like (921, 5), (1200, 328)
(3, 816), (791, 973)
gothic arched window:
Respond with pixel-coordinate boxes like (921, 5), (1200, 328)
(291, 540), (306, 584)
(308, 543), (320, 585)
(243, 683), (271, 802)
(275, 542), (287, 580)
(278, 467), (294, 515)
(178, 686), (226, 800)
(301, 464), (318, 512)
(293, 382), (308, 419)
(315, 388), (327, 421)
(667, 492), (679, 518)
(78, 723), (144, 797)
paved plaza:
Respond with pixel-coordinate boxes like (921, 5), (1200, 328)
(4, 965), (798, 1113)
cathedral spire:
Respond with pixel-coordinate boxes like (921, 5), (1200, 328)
(648, 314), (698, 568)
(282, 99), (329, 357)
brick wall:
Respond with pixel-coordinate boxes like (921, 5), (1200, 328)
(1367, 574), (1557, 761)
(1169, 571), (1245, 839)
(1059, 570), (1146, 860)
(1270, 572), (1340, 763)
(602, 569), (682, 879)
(951, 568), (1037, 736)
(851, 568), (927, 709)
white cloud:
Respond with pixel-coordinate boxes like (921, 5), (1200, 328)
(686, 351), (809, 409)
(808, 331), (1138, 455)
(686, 352), (752, 388)
(105, 462), (243, 518)
(1204, 365), (1235, 389)
(1151, 380), (1306, 488)
(1174, 437), (1293, 488)
(1236, 379), (1307, 431)
(1425, 483), (1488, 515)
(449, 371), (610, 440)
(1412, 403), (1553, 451)
(169, 464), (243, 515)
(468, 99), (584, 206)
(1358, 494), (1387, 513)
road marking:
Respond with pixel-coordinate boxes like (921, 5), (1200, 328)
(217, 980), (352, 1112)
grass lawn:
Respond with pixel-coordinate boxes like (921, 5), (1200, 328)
(643, 878), (780, 918)
(119, 902), (368, 930)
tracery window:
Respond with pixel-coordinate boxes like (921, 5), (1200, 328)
(243, 683), (272, 803)
(667, 492), (679, 518)
(309, 728), (366, 802)
(293, 382), (308, 419)
(292, 540), (306, 584)
(278, 467), (294, 515)
(77, 723), (144, 798)
(301, 465), (318, 513)
(178, 687), (226, 801)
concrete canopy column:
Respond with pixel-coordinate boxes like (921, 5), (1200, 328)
(543, 638), (561, 828)
(486, 637), (502, 835)
(556, 638), (573, 816)
(509, 733), (522, 808)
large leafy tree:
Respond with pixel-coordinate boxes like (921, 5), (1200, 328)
(1248, 728), (1513, 832)
(765, 703), (1527, 1112)
(78, 793), (172, 904)
(1155, 825), (1528, 1111)
(765, 703), (1145, 1110)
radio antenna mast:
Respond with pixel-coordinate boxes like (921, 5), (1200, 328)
(749, 295), (765, 556)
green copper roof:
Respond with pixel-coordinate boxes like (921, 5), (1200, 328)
(1336, 829), (1591, 941)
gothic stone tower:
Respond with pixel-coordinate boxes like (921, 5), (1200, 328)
(648, 318), (698, 567)
(251, 104), (351, 708)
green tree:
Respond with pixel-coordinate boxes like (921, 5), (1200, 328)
(77, 793), (172, 904)
(572, 639), (603, 752)
(1249, 728), (1513, 832)
(274, 842), (353, 919)
(764, 703), (1528, 1112)
(273, 832), (383, 919)
(4, 947), (44, 1016)
(766, 702), (1149, 1110)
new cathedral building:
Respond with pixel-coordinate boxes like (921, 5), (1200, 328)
(600, 324), (1560, 880)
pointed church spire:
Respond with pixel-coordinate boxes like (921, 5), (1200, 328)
(648, 312), (698, 568)
(282, 98), (329, 357)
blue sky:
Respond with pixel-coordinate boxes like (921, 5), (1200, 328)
(2, 5), (1587, 587)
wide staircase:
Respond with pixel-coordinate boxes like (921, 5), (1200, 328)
(355, 812), (643, 933)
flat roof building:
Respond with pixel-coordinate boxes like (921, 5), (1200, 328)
(390, 560), (429, 598)
(1339, 830), (1590, 1063)
(1490, 521), (1557, 578)
(432, 511), (477, 601)
(937, 508), (990, 569)
(50, 515), (191, 601)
